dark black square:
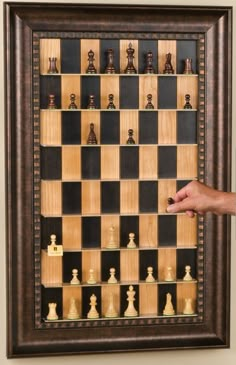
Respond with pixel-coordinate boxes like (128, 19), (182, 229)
(176, 40), (197, 74)
(158, 146), (177, 178)
(177, 180), (192, 191)
(101, 182), (120, 213)
(139, 111), (158, 144)
(82, 217), (101, 248)
(81, 76), (100, 109)
(40, 75), (61, 109)
(81, 147), (100, 179)
(139, 250), (158, 281)
(120, 216), (139, 248)
(120, 146), (139, 179)
(41, 216), (62, 249)
(40, 147), (61, 180)
(158, 215), (177, 246)
(101, 251), (120, 282)
(63, 252), (82, 283)
(62, 111), (81, 144)
(177, 111), (197, 144)
(120, 76), (139, 109)
(139, 181), (158, 213)
(41, 287), (62, 319)
(62, 182), (81, 214)
(158, 76), (177, 109)
(61, 39), (81, 73)
(177, 249), (197, 280)
(100, 111), (120, 144)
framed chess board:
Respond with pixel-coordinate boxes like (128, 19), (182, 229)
(5, 3), (232, 358)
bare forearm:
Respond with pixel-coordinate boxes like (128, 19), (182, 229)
(215, 192), (236, 215)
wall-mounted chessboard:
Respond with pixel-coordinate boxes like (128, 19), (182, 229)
(37, 36), (204, 325)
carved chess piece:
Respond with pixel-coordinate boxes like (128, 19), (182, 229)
(106, 225), (118, 249)
(183, 58), (194, 74)
(107, 94), (116, 109)
(48, 233), (63, 256)
(163, 292), (175, 315)
(70, 268), (80, 285)
(87, 294), (99, 319)
(145, 94), (154, 109)
(86, 49), (97, 74)
(124, 285), (138, 317)
(163, 53), (174, 74)
(165, 266), (174, 282)
(184, 94), (192, 109)
(183, 298), (194, 315)
(183, 265), (193, 281)
(68, 93), (77, 109)
(47, 57), (58, 74)
(47, 302), (58, 320)
(87, 269), (96, 284)
(105, 48), (116, 74)
(48, 94), (57, 109)
(105, 293), (118, 318)
(124, 43), (137, 74)
(108, 268), (118, 284)
(126, 129), (135, 144)
(145, 266), (155, 283)
(127, 232), (136, 249)
(87, 94), (96, 109)
(67, 297), (80, 319)
(144, 50), (155, 74)
(87, 123), (97, 144)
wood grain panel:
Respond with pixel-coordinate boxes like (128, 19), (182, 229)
(82, 250), (101, 283)
(158, 111), (176, 144)
(139, 76), (158, 109)
(63, 286), (82, 319)
(120, 249), (139, 282)
(139, 146), (157, 179)
(120, 110), (138, 144)
(62, 146), (81, 180)
(139, 283), (158, 316)
(40, 110), (61, 145)
(158, 248), (176, 282)
(41, 250), (62, 284)
(61, 75), (81, 109)
(177, 76), (198, 109)
(177, 215), (197, 247)
(81, 181), (100, 215)
(120, 40), (138, 74)
(101, 285), (120, 317)
(177, 145), (198, 178)
(100, 76), (119, 109)
(120, 181), (138, 214)
(40, 38), (61, 74)
(81, 39), (100, 74)
(158, 40), (176, 74)
(81, 111), (100, 144)
(62, 216), (81, 250)
(139, 215), (158, 248)
(177, 282), (197, 314)
(101, 146), (119, 179)
(158, 179), (176, 213)
(41, 181), (62, 216)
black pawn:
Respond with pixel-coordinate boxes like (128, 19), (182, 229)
(126, 129), (135, 144)
(184, 94), (192, 109)
(107, 94), (116, 109)
(87, 123), (97, 145)
(87, 94), (96, 109)
(68, 93), (77, 109)
(145, 94), (154, 109)
(48, 94), (57, 109)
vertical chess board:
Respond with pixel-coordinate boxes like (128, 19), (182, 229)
(37, 36), (203, 325)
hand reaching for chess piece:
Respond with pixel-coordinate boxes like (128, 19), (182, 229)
(166, 180), (236, 217)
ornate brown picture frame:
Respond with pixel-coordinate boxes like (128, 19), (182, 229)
(5, 3), (232, 358)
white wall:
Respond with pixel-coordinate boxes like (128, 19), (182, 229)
(0, 0), (235, 363)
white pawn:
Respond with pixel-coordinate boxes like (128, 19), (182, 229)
(183, 265), (193, 281)
(67, 297), (80, 319)
(183, 298), (194, 315)
(163, 293), (175, 315)
(47, 302), (58, 320)
(145, 266), (155, 282)
(165, 266), (174, 281)
(108, 267), (118, 284)
(127, 233), (136, 249)
(105, 293), (118, 318)
(106, 225), (118, 249)
(70, 268), (80, 284)
(87, 268), (96, 284)
(87, 294), (99, 319)
(124, 285), (138, 317)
